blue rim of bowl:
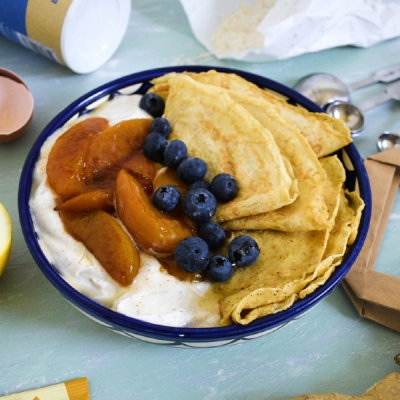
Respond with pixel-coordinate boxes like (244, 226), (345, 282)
(18, 65), (372, 342)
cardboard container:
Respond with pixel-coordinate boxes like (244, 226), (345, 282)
(343, 147), (400, 333)
(0, 0), (131, 73)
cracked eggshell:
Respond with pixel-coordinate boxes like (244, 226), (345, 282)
(0, 68), (34, 143)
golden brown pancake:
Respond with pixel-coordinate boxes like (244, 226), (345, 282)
(150, 70), (352, 158)
(165, 74), (299, 222)
(147, 71), (363, 326)
(219, 90), (331, 232)
(152, 71), (352, 232)
(214, 156), (348, 325)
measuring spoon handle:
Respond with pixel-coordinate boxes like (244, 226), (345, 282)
(348, 62), (400, 92)
(358, 80), (400, 112)
(358, 92), (391, 112)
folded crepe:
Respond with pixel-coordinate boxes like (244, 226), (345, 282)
(164, 74), (299, 222)
(152, 71), (352, 231)
(214, 155), (363, 325)
(218, 90), (330, 231)
(151, 70), (352, 158)
(147, 71), (363, 326)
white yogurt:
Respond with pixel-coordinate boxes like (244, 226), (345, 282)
(29, 94), (222, 328)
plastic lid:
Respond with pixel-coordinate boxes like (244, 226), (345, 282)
(61, 0), (131, 74)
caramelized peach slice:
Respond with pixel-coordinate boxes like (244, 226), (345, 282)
(87, 118), (152, 175)
(47, 117), (109, 198)
(59, 209), (140, 286)
(115, 169), (194, 257)
(126, 170), (153, 196)
(55, 188), (114, 213)
(119, 151), (156, 181)
(153, 167), (189, 197)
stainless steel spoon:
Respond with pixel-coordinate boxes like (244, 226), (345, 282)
(294, 62), (400, 107)
(377, 132), (400, 151)
(325, 79), (400, 137)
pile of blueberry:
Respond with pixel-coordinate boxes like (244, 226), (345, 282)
(139, 93), (260, 282)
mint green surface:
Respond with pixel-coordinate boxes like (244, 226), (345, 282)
(0, 1), (399, 398)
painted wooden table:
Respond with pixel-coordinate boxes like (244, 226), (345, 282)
(0, 1), (399, 398)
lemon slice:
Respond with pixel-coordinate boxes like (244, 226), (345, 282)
(0, 202), (12, 277)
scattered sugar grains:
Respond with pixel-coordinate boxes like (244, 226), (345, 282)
(211, 0), (276, 56)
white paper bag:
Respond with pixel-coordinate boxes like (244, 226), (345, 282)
(179, 0), (400, 62)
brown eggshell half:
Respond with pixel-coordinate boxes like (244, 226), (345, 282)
(0, 68), (34, 143)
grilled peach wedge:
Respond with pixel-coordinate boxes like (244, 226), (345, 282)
(47, 117), (152, 199)
(153, 167), (189, 197)
(55, 188), (114, 213)
(47, 117), (109, 198)
(115, 169), (194, 257)
(60, 209), (140, 286)
(87, 118), (152, 176)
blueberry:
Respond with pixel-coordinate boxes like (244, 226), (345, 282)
(174, 237), (210, 273)
(182, 188), (217, 223)
(142, 132), (167, 163)
(188, 179), (210, 191)
(209, 173), (238, 203)
(205, 255), (234, 282)
(176, 157), (207, 183)
(139, 93), (165, 118)
(150, 117), (171, 138)
(197, 221), (226, 251)
(164, 140), (187, 168)
(228, 235), (260, 267)
(152, 185), (180, 212)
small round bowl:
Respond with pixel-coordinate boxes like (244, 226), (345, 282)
(18, 66), (372, 348)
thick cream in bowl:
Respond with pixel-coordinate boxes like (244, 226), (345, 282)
(29, 93), (222, 328)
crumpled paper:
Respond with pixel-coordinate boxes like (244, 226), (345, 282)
(179, 0), (400, 62)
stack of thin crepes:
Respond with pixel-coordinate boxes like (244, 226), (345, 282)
(148, 70), (365, 326)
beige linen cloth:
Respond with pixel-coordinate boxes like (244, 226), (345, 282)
(343, 146), (400, 332)
(290, 371), (400, 399)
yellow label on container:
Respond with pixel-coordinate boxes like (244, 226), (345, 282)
(26, 0), (74, 65)
(0, 378), (89, 400)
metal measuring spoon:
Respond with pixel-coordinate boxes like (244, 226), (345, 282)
(294, 73), (350, 107)
(325, 79), (400, 137)
(294, 62), (400, 107)
(325, 101), (365, 136)
(377, 132), (400, 151)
